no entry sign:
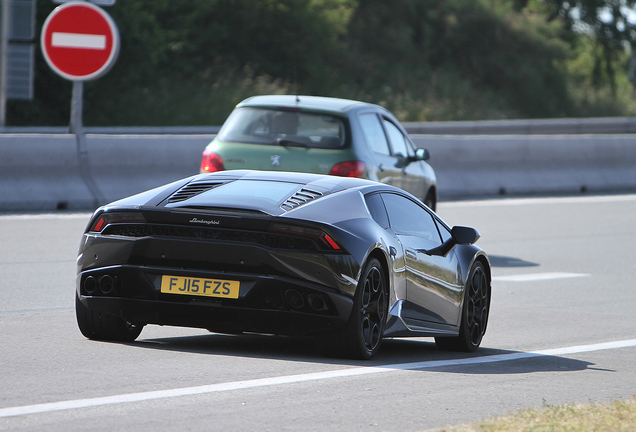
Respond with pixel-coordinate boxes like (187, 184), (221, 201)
(41, 1), (119, 81)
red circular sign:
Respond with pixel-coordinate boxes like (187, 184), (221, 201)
(41, 2), (119, 81)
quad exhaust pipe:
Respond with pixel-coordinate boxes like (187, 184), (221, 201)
(284, 289), (304, 309)
(284, 289), (328, 312)
(83, 276), (98, 295)
(99, 275), (114, 295)
(307, 294), (326, 312)
(83, 274), (116, 296)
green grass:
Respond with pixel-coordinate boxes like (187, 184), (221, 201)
(431, 397), (636, 432)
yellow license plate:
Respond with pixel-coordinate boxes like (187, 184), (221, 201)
(160, 275), (239, 299)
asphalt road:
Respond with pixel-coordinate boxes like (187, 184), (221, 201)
(1, 194), (635, 431)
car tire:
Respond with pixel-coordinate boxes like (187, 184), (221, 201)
(325, 258), (388, 360)
(75, 294), (144, 342)
(435, 261), (490, 352)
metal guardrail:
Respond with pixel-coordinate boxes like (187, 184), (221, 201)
(1, 117), (636, 136)
(0, 126), (221, 135)
(2, 117), (635, 211)
(404, 117), (636, 135)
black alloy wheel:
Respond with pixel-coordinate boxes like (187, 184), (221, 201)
(332, 258), (388, 360)
(75, 294), (144, 342)
(435, 261), (490, 352)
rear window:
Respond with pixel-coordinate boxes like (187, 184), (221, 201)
(217, 107), (347, 149)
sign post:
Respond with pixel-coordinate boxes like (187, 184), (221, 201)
(41, 1), (119, 206)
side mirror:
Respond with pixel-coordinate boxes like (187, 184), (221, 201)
(414, 148), (430, 161)
(452, 226), (480, 245)
(400, 148), (430, 168)
(419, 226), (480, 257)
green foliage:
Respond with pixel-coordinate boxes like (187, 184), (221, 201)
(546, 0), (636, 92)
(330, 0), (574, 118)
(563, 34), (636, 116)
(6, 0), (636, 126)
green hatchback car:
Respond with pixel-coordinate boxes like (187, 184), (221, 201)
(201, 95), (437, 210)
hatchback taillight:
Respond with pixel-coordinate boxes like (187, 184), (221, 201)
(201, 150), (225, 172)
(329, 161), (365, 178)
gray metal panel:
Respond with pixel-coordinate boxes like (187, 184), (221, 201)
(2, 0), (35, 41)
(404, 117), (636, 135)
(6, 42), (32, 99)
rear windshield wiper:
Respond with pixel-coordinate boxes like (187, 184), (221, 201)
(276, 138), (309, 148)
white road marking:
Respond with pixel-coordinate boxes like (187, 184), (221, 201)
(0, 213), (91, 221)
(440, 194), (636, 208)
(493, 272), (589, 282)
(1, 338), (635, 419)
(51, 32), (106, 50)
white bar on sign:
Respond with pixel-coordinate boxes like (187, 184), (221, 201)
(51, 32), (106, 50)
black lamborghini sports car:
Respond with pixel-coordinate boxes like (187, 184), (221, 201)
(76, 170), (491, 359)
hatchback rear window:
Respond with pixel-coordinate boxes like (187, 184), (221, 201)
(217, 107), (347, 149)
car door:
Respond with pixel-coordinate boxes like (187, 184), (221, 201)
(358, 112), (404, 190)
(380, 193), (463, 326)
(381, 118), (427, 199)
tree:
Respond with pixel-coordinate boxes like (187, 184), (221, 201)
(550, 0), (636, 91)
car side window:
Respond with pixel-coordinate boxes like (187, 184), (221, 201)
(359, 113), (391, 155)
(436, 220), (453, 243)
(383, 120), (410, 158)
(364, 193), (390, 229)
(380, 193), (442, 246)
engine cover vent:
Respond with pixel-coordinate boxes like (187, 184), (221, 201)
(167, 180), (226, 203)
(280, 188), (323, 211)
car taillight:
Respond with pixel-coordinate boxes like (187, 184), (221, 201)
(329, 161), (365, 178)
(201, 150), (225, 172)
(89, 212), (146, 233)
(269, 223), (342, 251)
